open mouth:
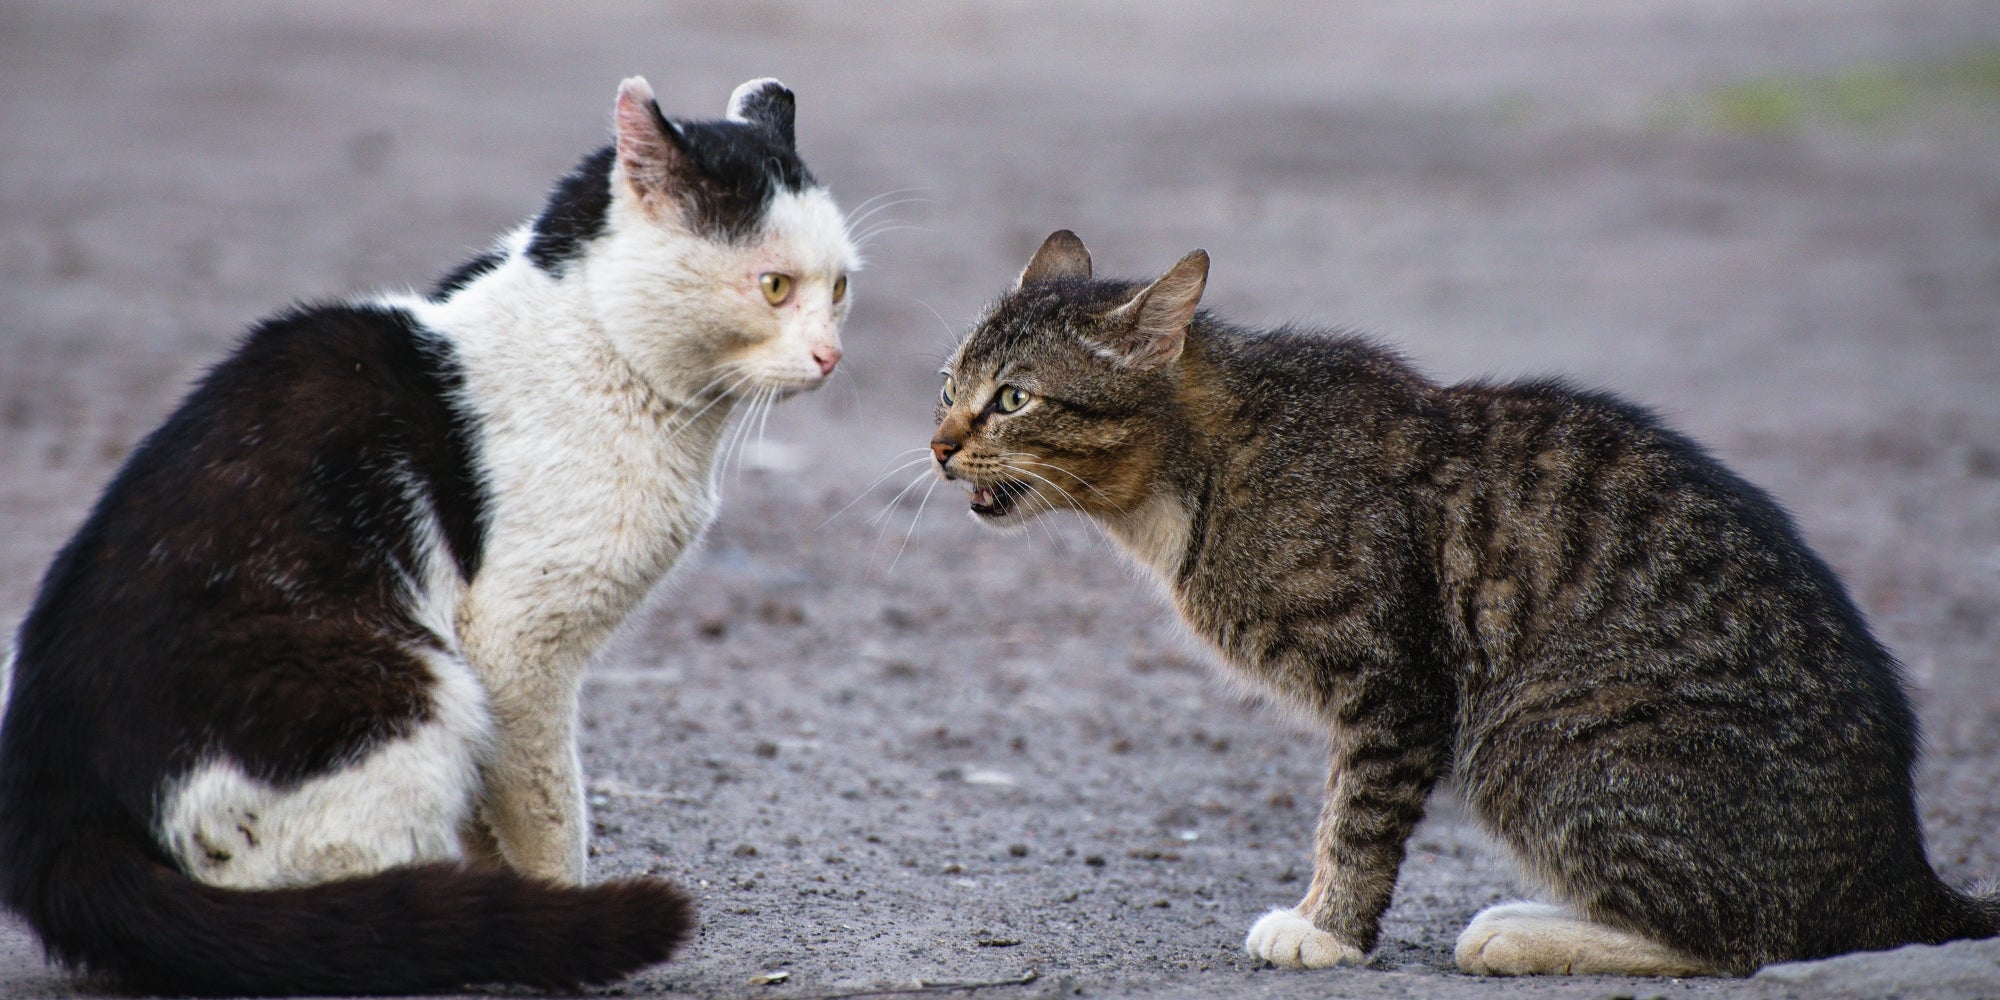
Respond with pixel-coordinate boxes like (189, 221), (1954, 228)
(967, 480), (1029, 519)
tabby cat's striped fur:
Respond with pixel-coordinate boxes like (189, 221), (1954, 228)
(930, 231), (1997, 976)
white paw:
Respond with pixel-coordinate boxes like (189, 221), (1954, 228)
(1455, 901), (1711, 977)
(1456, 901), (1571, 975)
(1244, 908), (1366, 968)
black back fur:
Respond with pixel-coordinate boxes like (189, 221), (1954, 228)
(0, 303), (693, 994)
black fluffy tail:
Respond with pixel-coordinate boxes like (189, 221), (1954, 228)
(15, 833), (693, 996)
(1978, 888), (2000, 934)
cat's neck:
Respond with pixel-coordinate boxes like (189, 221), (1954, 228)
(1095, 325), (1440, 587)
(1101, 491), (1194, 583)
(1093, 329), (1233, 583)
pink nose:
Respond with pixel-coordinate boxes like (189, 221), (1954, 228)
(812, 344), (842, 377)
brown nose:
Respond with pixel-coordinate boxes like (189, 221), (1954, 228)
(930, 438), (958, 467)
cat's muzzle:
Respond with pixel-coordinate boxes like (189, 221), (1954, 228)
(967, 480), (1028, 519)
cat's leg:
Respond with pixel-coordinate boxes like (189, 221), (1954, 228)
(454, 577), (599, 884)
(477, 677), (589, 883)
(1246, 706), (1449, 968)
(1455, 901), (1715, 976)
(458, 805), (509, 871)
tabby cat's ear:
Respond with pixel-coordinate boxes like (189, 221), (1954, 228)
(726, 78), (798, 149)
(1099, 249), (1209, 368)
(613, 76), (694, 215)
(1017, 230), (1093, 288)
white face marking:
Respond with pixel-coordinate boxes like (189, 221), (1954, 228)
(727, 187), (860, 391)
(578, 181), (859, 405)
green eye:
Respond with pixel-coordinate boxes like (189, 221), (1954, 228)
(996, 385), (1030, 413)
(941, 375), (958, 405)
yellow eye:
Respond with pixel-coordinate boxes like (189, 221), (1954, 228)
(832, 274), (848, 304)
(941, 375), (958, 405)
(759, 272), (793, 306)
(996, 385), (1029, 413)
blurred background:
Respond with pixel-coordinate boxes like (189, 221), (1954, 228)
(3, 3), (1998, 996)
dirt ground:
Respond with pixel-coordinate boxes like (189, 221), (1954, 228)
(3, 3), (1998, 998)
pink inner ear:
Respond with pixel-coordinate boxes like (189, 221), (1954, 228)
(614, 81), (682, 205)
(614, 78), (657, 141)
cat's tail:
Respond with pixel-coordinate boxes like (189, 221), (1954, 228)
(13, 831), (693, 996)
(1976, 885), (2000, 934)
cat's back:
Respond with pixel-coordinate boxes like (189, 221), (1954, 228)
(6, 301), (485, 777)
(1199, 325), (1435, 438)
(46, 301), (485, 606)
(1432, 377), (1880, 660)
(1190, 324), (1448, 503)
(1430, 376), (1906, 720)
(1426, 376), (1995, 965)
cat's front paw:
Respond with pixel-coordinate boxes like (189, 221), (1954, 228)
(1244, 908), (1366, 968)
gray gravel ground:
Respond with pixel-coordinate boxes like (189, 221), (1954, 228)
(2, 3), (1998, 998)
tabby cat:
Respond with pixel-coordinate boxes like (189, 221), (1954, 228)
(929, 230), (1997, 976)
(0, 77), (856, 995)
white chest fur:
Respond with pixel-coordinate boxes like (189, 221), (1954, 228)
(404, 273), (732, 674)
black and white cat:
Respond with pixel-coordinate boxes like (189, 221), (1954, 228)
(0, 76), (856, 995)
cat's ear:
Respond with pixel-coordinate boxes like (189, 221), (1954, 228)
(726, 78), (797, 149)
(1100, 249), (1209, 368)
(614, 76), (694, 214)
(1017, 230), (1093, 288)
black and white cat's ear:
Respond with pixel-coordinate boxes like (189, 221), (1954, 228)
(614, 76), (694, 211)
(726, 78), (797, 148)
(1101, 249), (1209, 368)
(1018, 230), (1093, 288)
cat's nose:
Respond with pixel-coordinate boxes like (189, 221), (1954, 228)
(811, 344), (842, 377)
(930, 437), (958, 469)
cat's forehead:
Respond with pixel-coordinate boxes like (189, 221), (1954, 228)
(756, 187), (858, 272)
(952, 281), (1136, 374)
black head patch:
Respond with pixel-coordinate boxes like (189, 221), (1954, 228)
(660, 114), (815, 242)
(525, 78), (819, 277)
(525, 146), (616, 275)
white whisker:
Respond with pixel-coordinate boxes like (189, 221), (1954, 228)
(822, 450), (935, 528)
(661, 367), (756, 442)
(883, 474), (943, 576)
(1005, 456), (1125, 514)
(706, 380), (759, 461)
(1007, 467), (1075, 509)
(913, 299), (964, 351)
(726, 386), (776, 480)
(866, 467), (937, 569)
(853, 223), (931, 250)
(843, 188), (930, 223)
(867, 465), (940, 528)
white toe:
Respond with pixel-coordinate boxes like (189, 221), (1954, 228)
(1245, 908), (1366, 969)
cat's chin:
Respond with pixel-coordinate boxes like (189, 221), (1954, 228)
(717, 375), (826, 405)
(966, 507), (1037, 532)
